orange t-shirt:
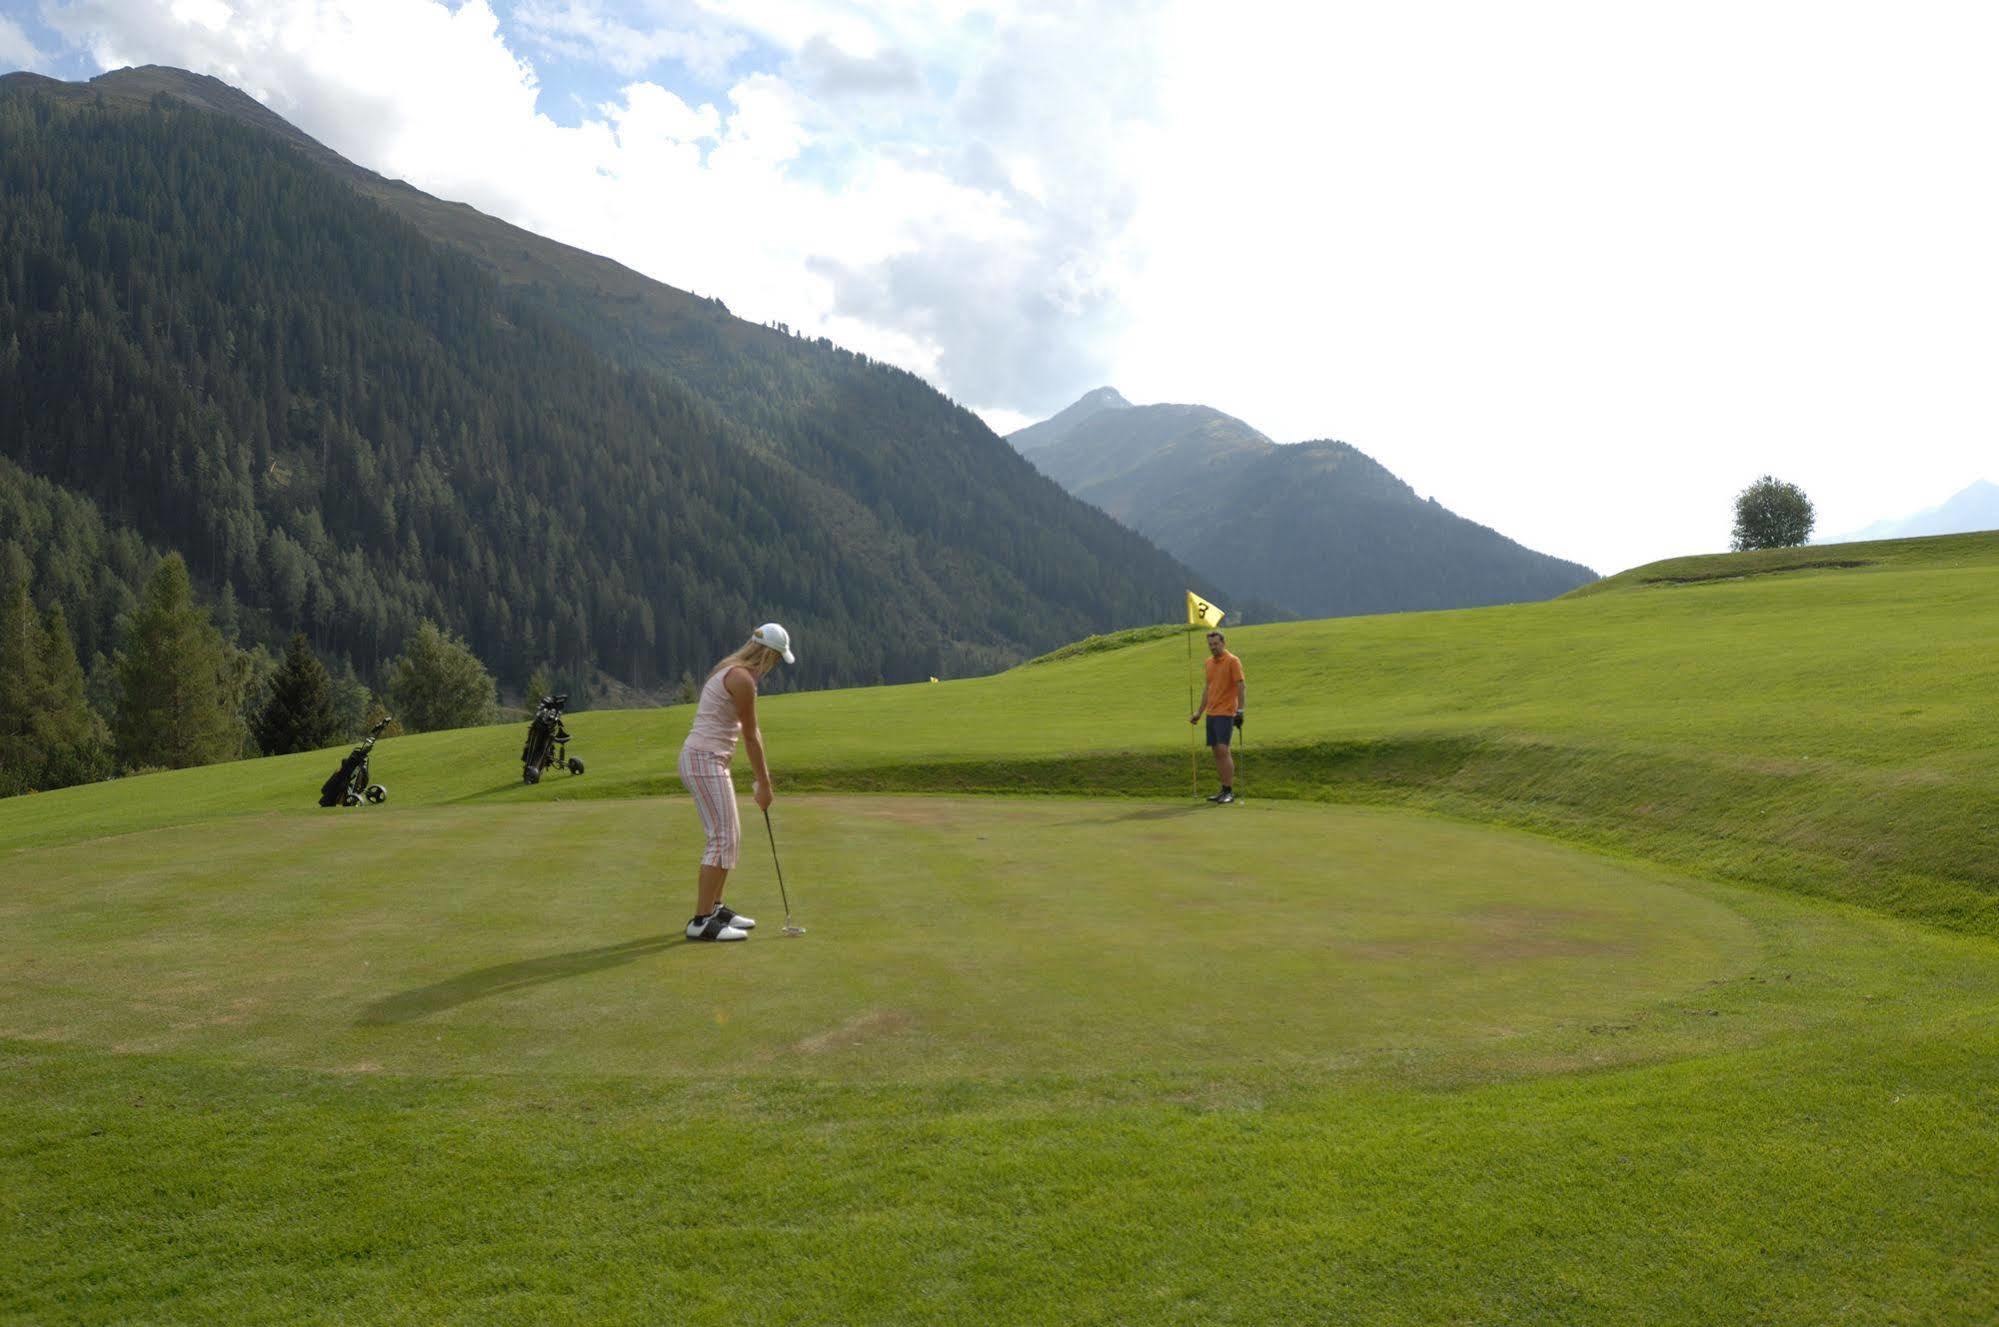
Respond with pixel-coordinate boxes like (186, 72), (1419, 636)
(1202, 651), (1244, 716)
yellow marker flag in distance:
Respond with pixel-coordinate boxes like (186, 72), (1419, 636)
(1186, 591), (1224, 629)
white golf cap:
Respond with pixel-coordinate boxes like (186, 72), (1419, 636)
(752, 622), (795, 664)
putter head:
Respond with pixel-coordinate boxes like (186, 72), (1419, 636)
(781, 920), (806, 937)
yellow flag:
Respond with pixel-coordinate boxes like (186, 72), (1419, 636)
(1186, 590), (1224, 629)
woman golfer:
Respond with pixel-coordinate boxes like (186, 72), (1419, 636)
(679, 623), (793, 941)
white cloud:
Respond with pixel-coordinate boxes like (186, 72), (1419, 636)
(691, 0), (898, 59)
(167, 0), (232, 33)
(36, 0), (1995, 574)
(39, 0), (1164, 421)
(0, 15), (49, 66)
(511, 0), (747, 82)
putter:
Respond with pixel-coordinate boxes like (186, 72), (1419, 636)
(762, 806), (805, 936)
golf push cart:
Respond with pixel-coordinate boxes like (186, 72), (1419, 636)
(319, 716), (393, 808)
(521, 693), (584, 784)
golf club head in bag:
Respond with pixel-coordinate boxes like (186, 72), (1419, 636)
(762, 806), (805, 936)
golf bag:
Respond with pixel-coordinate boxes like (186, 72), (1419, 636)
(318, 717), (392, 808)
(521, 694), (583, 784)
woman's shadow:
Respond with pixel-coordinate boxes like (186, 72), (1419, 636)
(357, 935), (682, 1025)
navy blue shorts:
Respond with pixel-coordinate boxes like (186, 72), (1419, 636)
(1205, 714), (1236, 746)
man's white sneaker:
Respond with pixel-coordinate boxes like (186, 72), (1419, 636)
(713, 904), (756, 930)
(687, 912), (749, 941)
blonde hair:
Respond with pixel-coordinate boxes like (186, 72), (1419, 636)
(710, 639), (783, 679)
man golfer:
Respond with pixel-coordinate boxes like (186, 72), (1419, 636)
(1188, 629), (1245, 803)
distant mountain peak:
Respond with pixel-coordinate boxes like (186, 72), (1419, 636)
(1008, 393), (1597, 617)
(1824, 478), (1999, 543)
(20, 65), (352, 178)
(1007, 386), (1133, 453)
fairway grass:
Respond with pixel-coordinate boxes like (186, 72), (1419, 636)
(6, 533), (1999, 1322)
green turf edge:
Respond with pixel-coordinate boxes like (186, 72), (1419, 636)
(1567, 530), (1999, 597)
(757, 742), (1999, 939)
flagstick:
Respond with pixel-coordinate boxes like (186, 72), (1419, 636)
(1186, 623), (1199, 800)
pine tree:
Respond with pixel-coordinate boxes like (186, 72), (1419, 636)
(223, 640), (278, 758)
(386, 620), (495, 732)
(34, 602), (112, 788)
(114, 554), (242, 769)
(253, 632), (340, 754)
(327, 661), (375, 739)
(84, 650), (120, 728)
(0, 579), (50, 795)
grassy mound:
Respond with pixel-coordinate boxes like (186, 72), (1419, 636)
(1569, 528), (1999, 596)
(1023, 622), (1186, 665)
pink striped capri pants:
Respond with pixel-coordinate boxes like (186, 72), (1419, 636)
(678, 745), (741, 869)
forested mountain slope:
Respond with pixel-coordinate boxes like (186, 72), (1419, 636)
(0, 71), (1209, 693)
(1014, 392), (1596, 617)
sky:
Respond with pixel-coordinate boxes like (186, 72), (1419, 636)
(4, 0), (1995, 575)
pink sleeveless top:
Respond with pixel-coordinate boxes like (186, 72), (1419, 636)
(682, 667), (746, 756)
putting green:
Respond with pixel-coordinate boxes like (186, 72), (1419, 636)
(3, 796), (1770, 1081)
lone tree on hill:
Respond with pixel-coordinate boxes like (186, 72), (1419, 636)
(114, 555), (243, 770)
(1731, 475), (1816, 550)
(387, 620), (496, 732)
(253, 633), (341, 755)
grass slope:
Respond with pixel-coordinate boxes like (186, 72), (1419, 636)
(4, 532), (1997, 1323)
(7, 532), (1995, 932)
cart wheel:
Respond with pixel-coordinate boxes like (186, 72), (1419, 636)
(342, 791), (363, 807)
(567, 757), (584, 775)
(523, 765), (541, 785)
(365, 784), (387, 804)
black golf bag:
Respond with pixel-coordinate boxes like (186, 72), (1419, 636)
(521, 694), (583, 784)
(319, 717), (392, 808)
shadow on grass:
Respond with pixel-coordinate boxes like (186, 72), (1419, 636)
(445, 775), (685, 806)
(357, 934), (683, 1025)
(441, 778), (559, 804)
(1059, 803), (1210, 826)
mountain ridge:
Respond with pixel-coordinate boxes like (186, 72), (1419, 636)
(1824, 479), (1999, 544)
(1008, 386), (1134, 454)
(0, 69), (1223, 696)
(1010, 391), (1596, 618)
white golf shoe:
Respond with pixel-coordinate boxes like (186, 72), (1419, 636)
(686, 911), (749, 942)
(713, 904), (757, 930)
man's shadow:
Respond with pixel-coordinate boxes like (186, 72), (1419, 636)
(1056, 803), (1208, 827)
(357, 934), (682, 1025)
